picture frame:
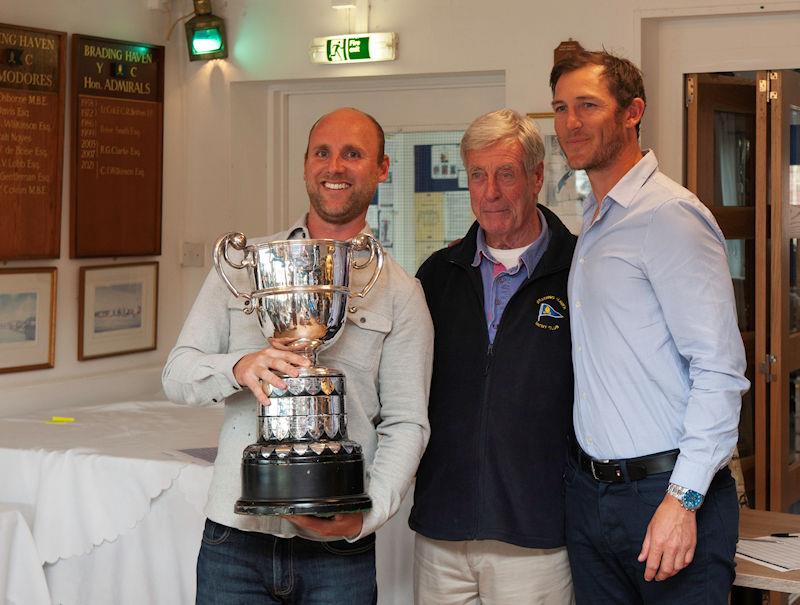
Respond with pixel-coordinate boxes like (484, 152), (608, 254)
(0, 267), (57, 373)
(79, 261), (158, 360)
(528, 112), (590, 235)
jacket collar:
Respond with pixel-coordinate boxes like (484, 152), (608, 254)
(447, 205), (575, 280)
(470, 208), (551, 279)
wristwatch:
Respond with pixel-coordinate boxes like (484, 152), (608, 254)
(667, 483), (704, 511)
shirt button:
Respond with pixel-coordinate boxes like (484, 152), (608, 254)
(581, 391), (587, 399)
(587, 437), (594, 445)
(579, 257), (585, 264)
(577, 345), (582, 352)
(575, 301), (582, 309)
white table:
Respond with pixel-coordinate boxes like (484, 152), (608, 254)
(0, 400), (417, 605)
(0, 400), (222, 605)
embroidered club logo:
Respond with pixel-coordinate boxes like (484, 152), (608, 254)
(538, 303), (563, 321)
(535, 295), (567, 331)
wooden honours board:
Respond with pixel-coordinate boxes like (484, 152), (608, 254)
(0, 24), (66, 260)
(70, 35), (164, 258)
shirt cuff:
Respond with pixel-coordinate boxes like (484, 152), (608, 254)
(349, 506), (380, 542)
(669, 455), (718, 496)
(207, 352), (247, 402)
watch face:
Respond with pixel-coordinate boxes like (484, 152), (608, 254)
(684, 490), (703, 510)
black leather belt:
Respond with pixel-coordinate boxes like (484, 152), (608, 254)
(576, 447), (679, 483)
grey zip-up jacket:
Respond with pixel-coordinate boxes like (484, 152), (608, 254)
(162, 215), (433, 540)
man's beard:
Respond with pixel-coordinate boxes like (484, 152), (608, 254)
(564, 112), (627, 172)
(572, 132), (625, 172)
(306, 183), (374, 225)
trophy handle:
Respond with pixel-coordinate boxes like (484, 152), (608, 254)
(212, 232), (255, 313)
(350, 234), (384, 299)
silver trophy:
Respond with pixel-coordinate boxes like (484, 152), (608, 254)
(212, 232), (383, 515)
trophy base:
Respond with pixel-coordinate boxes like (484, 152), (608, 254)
(234, 494), (372, 516)
(235, 454), (372, 516)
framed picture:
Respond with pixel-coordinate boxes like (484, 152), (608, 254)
(0, 268), (57, 373)
(79, 262), (158, 360)
(528, 112), (591, 235)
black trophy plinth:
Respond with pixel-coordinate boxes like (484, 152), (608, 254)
(234, 369), (372, 516)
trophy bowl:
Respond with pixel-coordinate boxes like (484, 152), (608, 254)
(213, 232), (383, 516)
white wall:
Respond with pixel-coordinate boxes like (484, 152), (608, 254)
(1, 0), (797, 413)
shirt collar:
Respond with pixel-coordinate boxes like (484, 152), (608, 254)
(287, 213), (374, 240)
(592, 149), (659, 211)
(471, 207), (549, 279)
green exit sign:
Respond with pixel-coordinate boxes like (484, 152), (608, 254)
(310, 33), (397, 64)
(327, 36), (370, 61)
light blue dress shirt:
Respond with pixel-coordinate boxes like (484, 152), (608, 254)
(569, 151), (750, 495)
(472, 208), (550, 343)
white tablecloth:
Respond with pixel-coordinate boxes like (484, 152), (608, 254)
(0, 504), (50, 605)
(0, 400), (222, 605)
(0, 399), (416, 605)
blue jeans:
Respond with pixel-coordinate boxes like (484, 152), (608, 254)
(565, 459), (739, 604)
(196, 519), (377, 605)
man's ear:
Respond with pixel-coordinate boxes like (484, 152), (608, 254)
(530, 160), (545, 196)
(377, 154), (390, 182)
(626, 97), (646, 131)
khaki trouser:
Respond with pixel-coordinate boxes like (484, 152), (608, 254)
(414, 534), (575, 605)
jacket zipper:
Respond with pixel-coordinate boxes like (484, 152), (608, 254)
(473, 341), (496, 536)
(474, 276), (538, 536)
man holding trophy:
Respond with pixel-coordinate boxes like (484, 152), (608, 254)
(163, 107), (433, 604)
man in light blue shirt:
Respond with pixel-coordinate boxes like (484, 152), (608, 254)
(550, 50), (749, 603)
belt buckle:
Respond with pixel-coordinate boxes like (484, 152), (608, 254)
(590, 458), (611, 481)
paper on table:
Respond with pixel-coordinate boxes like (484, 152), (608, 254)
(177, 447), (218, 463)
(736, 535), (800, 572)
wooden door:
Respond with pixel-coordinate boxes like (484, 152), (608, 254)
(767, 69), (800, 512)
(685, 72), (762, 505)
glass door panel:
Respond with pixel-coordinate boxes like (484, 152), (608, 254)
(791, 108), (799, 207)
(714, 110), (755, 207)
(727, 238), (756, 332)
(791, 239), (800, 332)
(789, 369), (800, 465)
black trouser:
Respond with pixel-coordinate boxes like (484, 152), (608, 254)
(565, 459), (738, 604)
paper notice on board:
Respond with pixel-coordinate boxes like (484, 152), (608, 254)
(443, 191), (473, 241)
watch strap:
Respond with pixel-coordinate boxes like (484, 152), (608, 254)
(667, 482), (704, 511)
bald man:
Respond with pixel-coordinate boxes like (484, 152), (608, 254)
(164, 108), (433, 604)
